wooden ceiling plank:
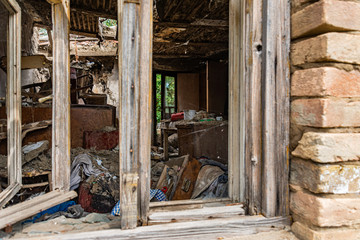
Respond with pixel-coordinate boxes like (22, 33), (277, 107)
(87, 15), (91, 32)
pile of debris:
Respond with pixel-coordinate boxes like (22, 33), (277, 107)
(151, 155), (228, 201)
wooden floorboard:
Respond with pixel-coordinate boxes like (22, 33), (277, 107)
(149, 205), (245, 224)
(33, 215), (290, 240)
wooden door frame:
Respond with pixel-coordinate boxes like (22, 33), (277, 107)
(117, 0), (290, 228)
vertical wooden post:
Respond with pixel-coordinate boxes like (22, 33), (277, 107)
(261, 0), (290, 217)
(245, 0), (263, 215)
(275, 0), (290, 217)
(118, 0), (141, 229)
(51, 0), (71, 191)
(0, 0), (22, 208)
(138, 0), (152, 225)
(5, 0), (21, 188)
(229, 0), (244, 203)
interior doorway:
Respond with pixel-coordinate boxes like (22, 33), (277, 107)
(149, 0), (234, 207)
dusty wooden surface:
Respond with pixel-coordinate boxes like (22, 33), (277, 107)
(31, 215), (290, 240)
(244, 0), (263, 216)
(229, 0), (243, 203)
(51, 0), (71, 191)
(261, 0), (290, 217)
(117, 0), (141, 229)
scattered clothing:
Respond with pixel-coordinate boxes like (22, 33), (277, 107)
(111, 189), (167, 216)
(70, 154), (102, 190)
(23, 201), (76, 223)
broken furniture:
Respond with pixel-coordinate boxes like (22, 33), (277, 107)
(0, 105), (116, 154)
(0, 120), (52, 142)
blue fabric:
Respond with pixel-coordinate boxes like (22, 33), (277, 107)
(23, 201), (76, 224)
(111, 189), (167, 216)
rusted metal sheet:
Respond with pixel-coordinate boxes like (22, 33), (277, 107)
(84, 130), (118, 150)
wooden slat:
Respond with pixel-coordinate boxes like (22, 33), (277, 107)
(51, 0), (71, 191)
(228, 0), (243, 203)
(0, 190), (61, 217)
(76, 11), (82, 30)
(71, 11), (78, 30)
(245, 0), (263, 215)
(0, 190), (77, 229)
(275, 0), (290, 217)
(261, 0), (277, 218)
(0, 183), (21, 208)
(108, 0), (112, 11)
(138, 0), (152, 226)
(102, 0), (106, 9)
(261, 0), (290, 217)
(149, 205), (245, 224)
(118, 0), (141, 229)
(33, 216), (290, 240)
(81, 14), (87, 32)
(86, 15), (91, 32)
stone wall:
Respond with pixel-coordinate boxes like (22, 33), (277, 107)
(290, 0), (360, 239)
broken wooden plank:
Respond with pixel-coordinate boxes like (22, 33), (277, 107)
(51, 0), (71, 191)
(1, 55), (52, 71)
(0, 183), (21, 209)
(22, 120), (52, 140)
(149, 205), (245, 224)
(0, 190), (77, 229)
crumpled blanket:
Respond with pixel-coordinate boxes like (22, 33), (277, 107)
(70, 154), (102, 190)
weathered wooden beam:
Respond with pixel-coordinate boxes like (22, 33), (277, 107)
(275, 0), (290, 217)
(0, 190), (77, 229)
(1, 55), (52, 70)
(228, 0), (243, 203)
(51, 0), (71, 191)
(71, 7), (117, 19)
(261, 0), (290, 217)
(0, 183), (21, 208)
(154, 20), (228, 29)
(118, 0), (141, 229)
(47, 0), (62, 4)
(138, 0), (152, 226)
(245, 0), (263, 216)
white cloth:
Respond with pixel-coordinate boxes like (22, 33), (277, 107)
(70, 154), (102, 190)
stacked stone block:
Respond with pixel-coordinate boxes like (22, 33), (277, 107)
(290, 0), (360, 239)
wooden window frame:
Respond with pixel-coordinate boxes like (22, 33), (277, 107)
(0, 0), (77, 229)
(0, 0), (22, 208)
(117, 0), (290, 229)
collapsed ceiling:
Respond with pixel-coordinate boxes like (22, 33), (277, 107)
(19, 0), (229, 71)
